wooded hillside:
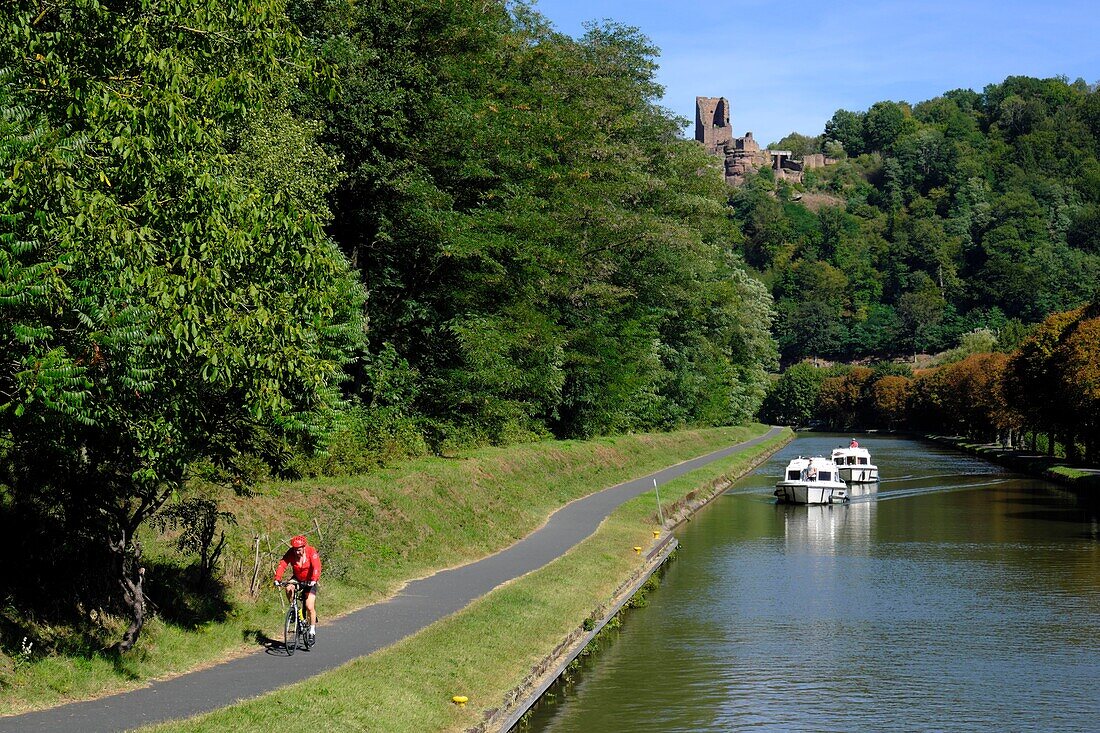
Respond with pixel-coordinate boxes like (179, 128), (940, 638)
(747, 76), (1100, 364)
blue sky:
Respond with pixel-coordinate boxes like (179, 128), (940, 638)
(531, 0), (1100, 146)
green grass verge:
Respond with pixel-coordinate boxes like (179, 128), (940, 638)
(2, 424), (782, 714)
(1048, 466), (1100, 491)
(144, 429), (791, 733)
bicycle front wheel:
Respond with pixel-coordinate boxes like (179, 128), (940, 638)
(284, 604), (299, 656)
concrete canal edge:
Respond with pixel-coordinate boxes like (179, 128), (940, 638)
(478, 430), (794, 733)
(486, 536), (679, 733)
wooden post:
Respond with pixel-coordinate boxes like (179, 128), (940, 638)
(653, 478), (665, 527)
(249, 535), (262, 597)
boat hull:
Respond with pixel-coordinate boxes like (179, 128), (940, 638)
(837, 465), (879, 483)
(774, 481), (848, 505)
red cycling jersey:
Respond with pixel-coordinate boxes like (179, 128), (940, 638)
(275, 545), (321, 584)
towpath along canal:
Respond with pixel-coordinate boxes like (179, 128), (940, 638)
(0, 427), (785, 733)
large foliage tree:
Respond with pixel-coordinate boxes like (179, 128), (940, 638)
(295, 1), (776, 441)
(0, 0), (364, 650)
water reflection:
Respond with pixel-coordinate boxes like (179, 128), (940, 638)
(520, 434), (1100, 733)
(847, 481), (879, 499)
(779, 488), (876, 556)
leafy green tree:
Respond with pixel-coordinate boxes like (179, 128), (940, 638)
(897, 280), (948, 354)
(758, 363), (825, 426)
(773, 259), (849, 362)
(772, 132), (822, 158)
(776, 299), (848, 363)
(863, 101), (918, 153)
(296, 4), (779, 440)
(732, 177), (786, 268)
(0, 0), (363, 650)
(894, 127), (957, 194)
(1068, 203), (1100, 254)
(848, 304), (903, 357)
(824, 109), (865, 157)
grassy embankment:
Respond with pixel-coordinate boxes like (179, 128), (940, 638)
(944, 438), (1100, 495)
(145, 427), (791, 733)
(2, 424), (785, 714)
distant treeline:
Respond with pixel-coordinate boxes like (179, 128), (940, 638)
(742, 76), (1100, 365)
(760, 302), (1100, 462)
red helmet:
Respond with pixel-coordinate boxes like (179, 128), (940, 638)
(290, 535), (307, 548)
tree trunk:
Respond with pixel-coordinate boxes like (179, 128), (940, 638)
(110, 530), (146, 653)
(1066, 434), (1082, 463)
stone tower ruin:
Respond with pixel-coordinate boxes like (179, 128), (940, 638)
(695, 96), (732, 152)
(695, 96), (836, 185)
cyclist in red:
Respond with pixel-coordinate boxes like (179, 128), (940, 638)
(275, 535), (321, 643)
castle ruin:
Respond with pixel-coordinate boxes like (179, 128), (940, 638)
(695, 96), (836, 185)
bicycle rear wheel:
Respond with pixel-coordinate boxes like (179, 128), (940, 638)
(284, 604), (299, 656)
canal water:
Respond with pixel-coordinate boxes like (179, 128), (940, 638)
(520, 434), (1100, 733)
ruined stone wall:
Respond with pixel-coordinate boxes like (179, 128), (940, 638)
(802, 153), (839, 170)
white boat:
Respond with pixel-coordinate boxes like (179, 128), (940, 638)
(774, 456), (849, 504)
(830, 443), (879, 483)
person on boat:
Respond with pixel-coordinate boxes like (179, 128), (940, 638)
(849, 438), (859, 448)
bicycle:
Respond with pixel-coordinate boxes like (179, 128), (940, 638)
(275, 579), (314, 655)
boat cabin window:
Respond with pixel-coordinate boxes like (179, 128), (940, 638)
(787, 470), (801, 480)
(818, 471), (832, 481)
(858, 457), (868, 464)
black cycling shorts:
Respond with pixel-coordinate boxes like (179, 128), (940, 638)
(284, 580), (318, 596)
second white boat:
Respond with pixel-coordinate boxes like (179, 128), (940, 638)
(830, 443), (879, 483)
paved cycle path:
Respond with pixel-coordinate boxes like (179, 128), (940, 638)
(3, 427), (784, 732)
